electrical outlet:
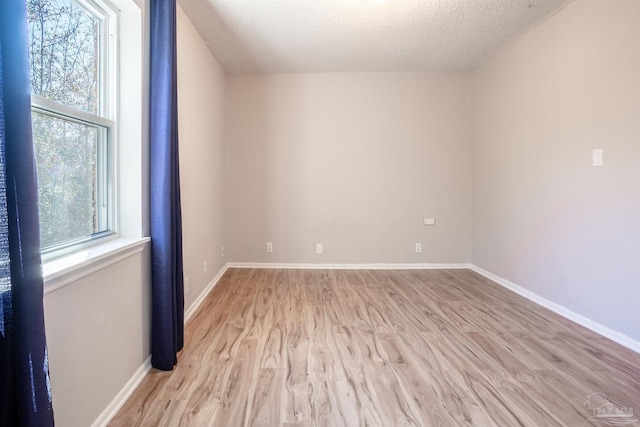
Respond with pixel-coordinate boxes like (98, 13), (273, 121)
(423, 217), (436, 226)
(266, 242), (273, 253)
(185, 276), (190, 293)
(204, 261), (207, 273)
(415, 243), (422, 253)
(316, 243), (323, 254)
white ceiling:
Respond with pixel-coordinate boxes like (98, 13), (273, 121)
(178, 0), (574, 74)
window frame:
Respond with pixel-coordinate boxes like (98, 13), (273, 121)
(29, 0), (120, 260)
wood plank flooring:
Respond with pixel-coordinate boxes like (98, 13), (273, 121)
(109, 269), (640, 426)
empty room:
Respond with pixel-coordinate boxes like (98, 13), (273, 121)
(1, 0), (638, 426)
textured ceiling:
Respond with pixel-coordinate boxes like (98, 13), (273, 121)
(178, 0), (574, 74)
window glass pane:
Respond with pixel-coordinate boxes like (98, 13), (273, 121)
(27, 0), (100, 114)
(32, 112), (106, 249)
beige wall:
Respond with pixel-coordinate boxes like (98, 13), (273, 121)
(177, 4), (227, 304)
(44, 250), (151, 427)
(471, 0), (640, 341)
(226, 73), (470, 264)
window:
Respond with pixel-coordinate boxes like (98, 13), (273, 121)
(27, 0), (117, 256)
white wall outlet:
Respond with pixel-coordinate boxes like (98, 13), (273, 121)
(204, 261), (207, 273)
(185, 276), (190, 294)
(316, 243), (324, 254)
(221, 246), (225, 257)
(592, 148), (603, 167)
(423, 217), (436, 226)
(415, 243), (422, 253)
(266, 242), (273, 253)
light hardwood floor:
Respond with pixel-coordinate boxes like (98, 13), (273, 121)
(110, 269), (640, 426)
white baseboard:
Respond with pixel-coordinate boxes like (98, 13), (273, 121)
(470, 265), (640, 355)
(185, 263), (230, 322)
(91, 356), (152, 427)
(94, 263), (230, 427)
(227, 262), (471, 270)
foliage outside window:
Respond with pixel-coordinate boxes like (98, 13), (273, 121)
(27, 0), (116, 254)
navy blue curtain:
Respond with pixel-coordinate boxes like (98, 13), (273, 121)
(0, 0), (55, 425)
(149, 0), (184, 371)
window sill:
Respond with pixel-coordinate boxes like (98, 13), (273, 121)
(43, 237), (150, 295)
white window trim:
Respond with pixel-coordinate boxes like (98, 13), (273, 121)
(31, 95), (115, 129)
(32, 0), (119, 259)
(43, 237), (149, 294)
(41, 0), (145, 293)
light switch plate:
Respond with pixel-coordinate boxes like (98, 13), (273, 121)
(592, 149), (603, 167)
(423, 217), (436, 226)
